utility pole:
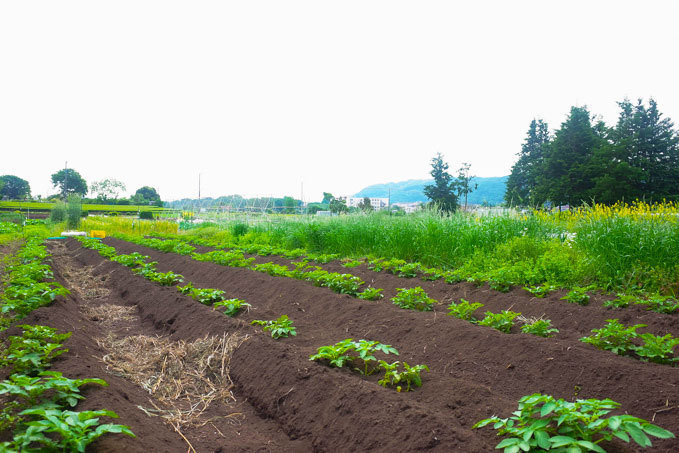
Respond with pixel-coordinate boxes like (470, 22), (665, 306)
(63, 161), (68, 200)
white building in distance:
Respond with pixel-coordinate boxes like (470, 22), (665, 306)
(339, 196), (389, 210)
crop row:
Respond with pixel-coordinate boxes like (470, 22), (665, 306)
(138, 232), (679, 315)
(0, 236), (134, 451)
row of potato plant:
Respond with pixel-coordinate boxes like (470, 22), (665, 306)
(0, 324), (135, 452)
(0, 237), (134, 451)
(147, 231), (678, 315)
(111, 234), (383, 300)
(0, 236), (69, 327)
(77, 237), (251, 318)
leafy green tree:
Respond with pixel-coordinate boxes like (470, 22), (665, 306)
(329, 197), (348, 214)
(423, 153), (458, 212)
(283, 196), (297, 214)
(594, 98), (679, 203)
(51, 169), (88, 197)
(504, 119), (550, 206)
(321, 192), (334, 204)
(534, 107), (604, 206)
(90, 179), (126, 202)
(0, 175), (31, 199)
(456, 163), (478, 209)
(358, 197), (373, 212)
(132, 186), (161, 206)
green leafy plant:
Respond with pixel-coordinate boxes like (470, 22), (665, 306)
(634, 333), (679, 365)
(341, 259), (362, 268)
(561, 286), (592, 306)
(352, 340), (398, 375)
(251, 315), (296, 339)
(391, 287), (436, 311)
(523, 284), (558, 298)
(177, 283), (226, 305)
(377, 361), (429, 392)
(478, 310), (520, 333)
(12, 408), (135, 452)
(580, 319), (645, 356)
(603, 294), (635, 309)
(147, 270), (183, 286)
(0, 325), (71, 374)
(213, 298), (251, 317)
(635, 294), (679, 314)
(112, 252), (150, 268)
(309, 338), (357, 368)
(357, 287), (384, 301)
(520, 318), (559, 338)
(447, 299), (484, 322)
(252, 262), (292, 277)
(473, 393), (675, 452)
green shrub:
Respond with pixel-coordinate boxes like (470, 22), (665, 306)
(50, 202), (67, 223)
(66, 196), (82, 230)
(139, 211), (154, 220)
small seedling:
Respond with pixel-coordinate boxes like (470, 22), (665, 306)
(378, 361), (429, 392)
(603, 294), (635, 309)
(214, 298), (251, 317)
(251, 315), (296, 339)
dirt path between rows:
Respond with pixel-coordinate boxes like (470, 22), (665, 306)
(100, 237), (679, 452)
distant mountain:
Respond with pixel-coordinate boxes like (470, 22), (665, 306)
(353, 176), (508, 205)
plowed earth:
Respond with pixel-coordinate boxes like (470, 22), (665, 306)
(4, 237), (678, 452)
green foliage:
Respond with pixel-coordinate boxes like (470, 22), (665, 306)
(561, 286), (592, 306)
(447, 299), (484, 322)
(0, 175), (31, 199)
(423, 152), (458, 212)
(391, 287), (436, 311)
(603, 294), (634, 309)
(12, 408), (135, 452)
(49, 201), (67, 223)
(580, 319), (646, 356)
(251, 315), (296, 339)
(505, 119), (549, 206)
(341, 259), (362, 268)
(192, 250), (255, 267)
(309, 339), (399, 376)
(520, 319), (559, 338)
(112, 252), (150, 268)
(635, 294), (679, 314)
(253, 262), (292, 277)
(357, 287), (384, 300)
(634, 333), (679, 365)
(177, 282), (226, 304)
(139, 211), (154, 220)
(51, 168), (88, 197)
(66, 195), (82, 230)
(473, 393), (675, 452)
(0, 325), (71, 375)
(146, 270), (183, 286)
(213, 298), (250, 317)
(523, 284), (558, 298)
(478, 310), (520, 333)
(378, 361), (429, 392)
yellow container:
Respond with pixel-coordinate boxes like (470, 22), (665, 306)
(90, 230), (106, 238)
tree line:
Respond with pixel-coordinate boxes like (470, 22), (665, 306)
(505, 99), (679, 207)
(0, 169), (163, 206)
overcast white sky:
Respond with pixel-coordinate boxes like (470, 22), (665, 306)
(2, 1), (678, 202)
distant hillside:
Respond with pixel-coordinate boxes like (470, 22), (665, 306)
(353, 176), (508, 205)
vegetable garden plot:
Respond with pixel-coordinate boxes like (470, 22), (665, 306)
(98, 237), (679, 452)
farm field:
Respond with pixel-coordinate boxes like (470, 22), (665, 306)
(1, 208), (678, 452)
